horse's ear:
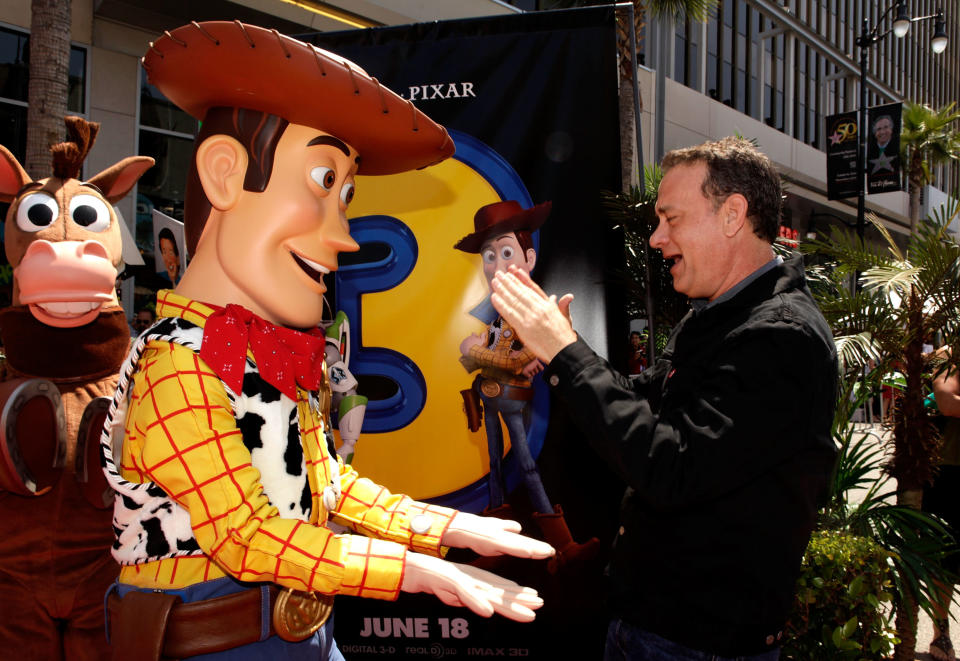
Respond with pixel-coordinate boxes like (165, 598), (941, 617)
(0, 146), (32, 203)
(86, 156), (155, 203)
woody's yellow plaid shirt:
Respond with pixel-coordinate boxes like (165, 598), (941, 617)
(118, 290), (455, 598)
(469, 317), (537, 388)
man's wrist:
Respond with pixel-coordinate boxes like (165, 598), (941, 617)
(542, 331), (578, 364)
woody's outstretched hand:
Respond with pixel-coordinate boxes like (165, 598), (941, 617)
(442, 511), (555, 558)
(401, 552), (544, 622)
(491, 265), (577, 363)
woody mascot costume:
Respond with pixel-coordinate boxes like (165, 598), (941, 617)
(457, 201), (598, 574)
(100, 22), (554, 660)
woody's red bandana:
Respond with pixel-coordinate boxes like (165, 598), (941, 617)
(199, 304), (325, 400)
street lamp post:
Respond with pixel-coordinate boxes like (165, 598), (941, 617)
(854, 2), (948, 240)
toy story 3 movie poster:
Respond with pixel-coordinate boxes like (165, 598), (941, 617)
(311, 6), (626, 659)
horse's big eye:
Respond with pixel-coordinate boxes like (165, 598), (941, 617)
(16, 193), (59, 232)
(69, 194), (111, 232)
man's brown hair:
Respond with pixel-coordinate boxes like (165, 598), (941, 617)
(661, 137), (782, 243)
(183, 107), (289, 255)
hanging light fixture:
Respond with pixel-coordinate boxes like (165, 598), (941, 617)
(932, 10), (949, 54)
(893, 1), (911, 38)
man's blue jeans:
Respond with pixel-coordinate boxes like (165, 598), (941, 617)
(605, 619), (780, 661)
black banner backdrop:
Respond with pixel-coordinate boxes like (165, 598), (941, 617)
(309, 7), (626, 660)
(867, 102), (903, 194)
(826, 110), (859, 200)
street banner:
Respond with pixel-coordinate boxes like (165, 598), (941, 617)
(826, 110), (859, 200)
(867, 102), (903, 194)
(310, 7), (623, 659)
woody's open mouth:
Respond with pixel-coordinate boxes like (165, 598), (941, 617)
(291, 252), (330, 285)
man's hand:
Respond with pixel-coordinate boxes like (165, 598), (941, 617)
(442, 511), (555, 558)
(491, 266), (577, 363)
(460, 333), (484, 357)
(401, 552), (544, 622)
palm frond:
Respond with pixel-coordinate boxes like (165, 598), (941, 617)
(648, 0), (718, 22)
(834, 332), (882, 374)
(860, 264), (920, 301)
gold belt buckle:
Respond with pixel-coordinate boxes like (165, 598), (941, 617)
(272, 588), (334, 642)
(480, 379), (502, 398)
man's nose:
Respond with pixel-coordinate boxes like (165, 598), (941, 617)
(649, 218), (667, 249)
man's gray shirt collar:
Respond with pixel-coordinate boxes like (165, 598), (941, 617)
(690, 255), (783, 314)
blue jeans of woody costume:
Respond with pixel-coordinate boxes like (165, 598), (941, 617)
(479, 392), (552, 514)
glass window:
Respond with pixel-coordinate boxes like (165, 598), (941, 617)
(707, 14), (719, 99)
(736, 69), (746, 112)
(68, 46), (86, 113)
(0, 25), (87, 163)
(137, 69), (198, 258)
(0, 26), (86, 111)
(0, 27), (29, 103)
(136, 129), (193, 226)
(687, 20), (700, 91)
(674, 21), (687, 83)
(140, 79), (198, 134)
(0, 103), (26, 168)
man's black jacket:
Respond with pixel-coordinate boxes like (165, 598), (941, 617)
(543, 256), (838, 656)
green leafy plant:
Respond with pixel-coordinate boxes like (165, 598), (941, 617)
(801, 207), (960, 659)
(783, 374), (954, 658)
(784, 530), (897, 660)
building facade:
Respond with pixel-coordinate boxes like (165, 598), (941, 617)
(1, 0), (959, 305)
(636, 0), (960, 241)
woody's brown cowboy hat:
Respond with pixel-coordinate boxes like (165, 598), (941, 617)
(141, 21), (454, 175)
(454, 200), (552, 253)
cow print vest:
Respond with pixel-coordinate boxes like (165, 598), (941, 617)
(99, 317), (339, 566)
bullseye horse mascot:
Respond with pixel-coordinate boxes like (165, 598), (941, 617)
(0, 116), (153, 660)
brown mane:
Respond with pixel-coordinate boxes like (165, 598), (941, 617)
(50, 116), (100, 180)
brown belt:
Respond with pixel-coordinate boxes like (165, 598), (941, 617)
(478, 378), (534, 401)
(108, 584), (321, 659)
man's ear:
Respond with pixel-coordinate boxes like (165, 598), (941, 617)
(524, 248), (537, 272)
(195, 135), (247, 211)
(721, 193), (749, 238)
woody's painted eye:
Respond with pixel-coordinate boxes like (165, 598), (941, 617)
(340, 183), (355, 206)
(310, 167), (336, 191)
(500, 245), (515, 260)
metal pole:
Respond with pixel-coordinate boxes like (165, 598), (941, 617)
(857, 18), (869, 242)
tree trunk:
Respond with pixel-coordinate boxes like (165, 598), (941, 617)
(891, 293), (932, 660)
(892, 527), (920, 661)
(908, 148), (924, 232)
(25, 0), (72, 179)
(892, 486), (922, 661)
(620, 78), (639, 194)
